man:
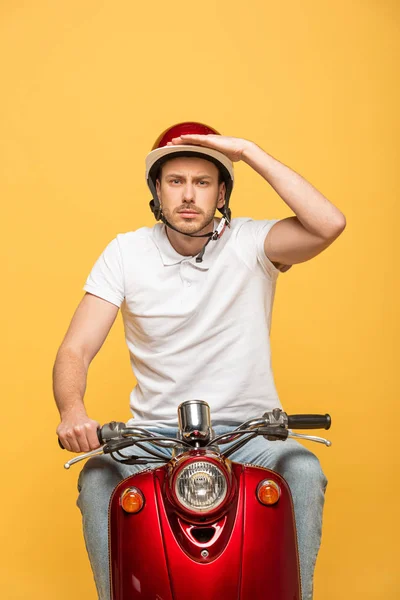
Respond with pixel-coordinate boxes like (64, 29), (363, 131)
(53, 122), (346, 600)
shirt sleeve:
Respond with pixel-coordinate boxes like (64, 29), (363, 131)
(254, 219), (283, 278)
(83, 237), (125, 307)
(236, 218), (283, 279)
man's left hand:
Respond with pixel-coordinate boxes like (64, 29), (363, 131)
(167, 134), (252, 163)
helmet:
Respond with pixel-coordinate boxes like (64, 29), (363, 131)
(146, 122), (234, 225)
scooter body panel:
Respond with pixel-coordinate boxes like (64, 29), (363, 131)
(109, 468), (174, 600)
(109, 462), (301, 600)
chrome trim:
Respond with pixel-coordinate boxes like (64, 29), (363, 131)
(178, 400), (214, 444)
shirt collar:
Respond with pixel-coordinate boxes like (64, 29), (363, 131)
(152, 219), (227, 271)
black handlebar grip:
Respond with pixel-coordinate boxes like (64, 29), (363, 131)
(58, 428), (103, 450)
(287, 414), (331, 430)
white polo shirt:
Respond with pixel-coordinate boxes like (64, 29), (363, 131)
(84, 217), (286, 427)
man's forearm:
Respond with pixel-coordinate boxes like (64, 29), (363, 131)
(53, 347), (88, 418)
(53, 346), (101, 452)
(242, 142), (346, 238)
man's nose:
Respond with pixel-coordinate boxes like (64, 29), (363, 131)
(182, 181), (195, 202)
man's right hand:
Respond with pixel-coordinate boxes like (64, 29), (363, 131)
(56, 411), (101, 453)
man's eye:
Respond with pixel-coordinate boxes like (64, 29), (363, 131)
(199, 181), (208, 185)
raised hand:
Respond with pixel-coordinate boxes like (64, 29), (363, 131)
(167, 134), (253, 163)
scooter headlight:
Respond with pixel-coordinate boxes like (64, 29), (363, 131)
(174, 460), (228, 513)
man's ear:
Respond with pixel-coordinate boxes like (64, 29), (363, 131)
(217, 181), (226, 209)
(156, 178), (161, 196)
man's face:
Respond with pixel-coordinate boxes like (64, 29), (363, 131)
(155, 156), (226, 234)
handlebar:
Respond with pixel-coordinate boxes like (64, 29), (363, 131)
(58, 410), (332, 469)
(287, 414), (331, 430)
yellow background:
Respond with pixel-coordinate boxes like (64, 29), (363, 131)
(1, 1), (398, 598)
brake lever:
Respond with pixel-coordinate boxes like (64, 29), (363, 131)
(63, 447), (105, 469)
(288, 431), (332, 447)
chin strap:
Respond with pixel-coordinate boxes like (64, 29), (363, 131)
(151, 205), (228, 263)
(194, 217), (228, 262)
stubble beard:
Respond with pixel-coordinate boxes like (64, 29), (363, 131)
(161, 201), (218, 236)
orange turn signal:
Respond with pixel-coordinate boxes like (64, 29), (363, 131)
(120, 487), (144, 514)
(257, 479), (281, 505)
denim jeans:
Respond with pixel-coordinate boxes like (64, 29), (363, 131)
(77, 425), (328, 600)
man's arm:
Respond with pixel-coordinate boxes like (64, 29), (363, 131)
(241, 143), (346, 266)
(167, 134), (346, 266)
(53, 293), (119, 453)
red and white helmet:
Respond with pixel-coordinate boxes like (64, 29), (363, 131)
(146, 121), (234, 223)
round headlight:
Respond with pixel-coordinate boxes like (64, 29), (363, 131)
(174, 460), (228, 513)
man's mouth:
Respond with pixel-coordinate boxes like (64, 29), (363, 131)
(178, 209), (200, 216)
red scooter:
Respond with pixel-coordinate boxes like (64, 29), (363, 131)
(63, 400), (331, 599)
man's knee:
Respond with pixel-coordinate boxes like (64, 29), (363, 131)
(274, 443), (328, 492)
(297, 451), (328, 491)
(77, 455), (125, 512)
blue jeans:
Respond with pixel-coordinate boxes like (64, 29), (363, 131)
(77, 426), (328, 600)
